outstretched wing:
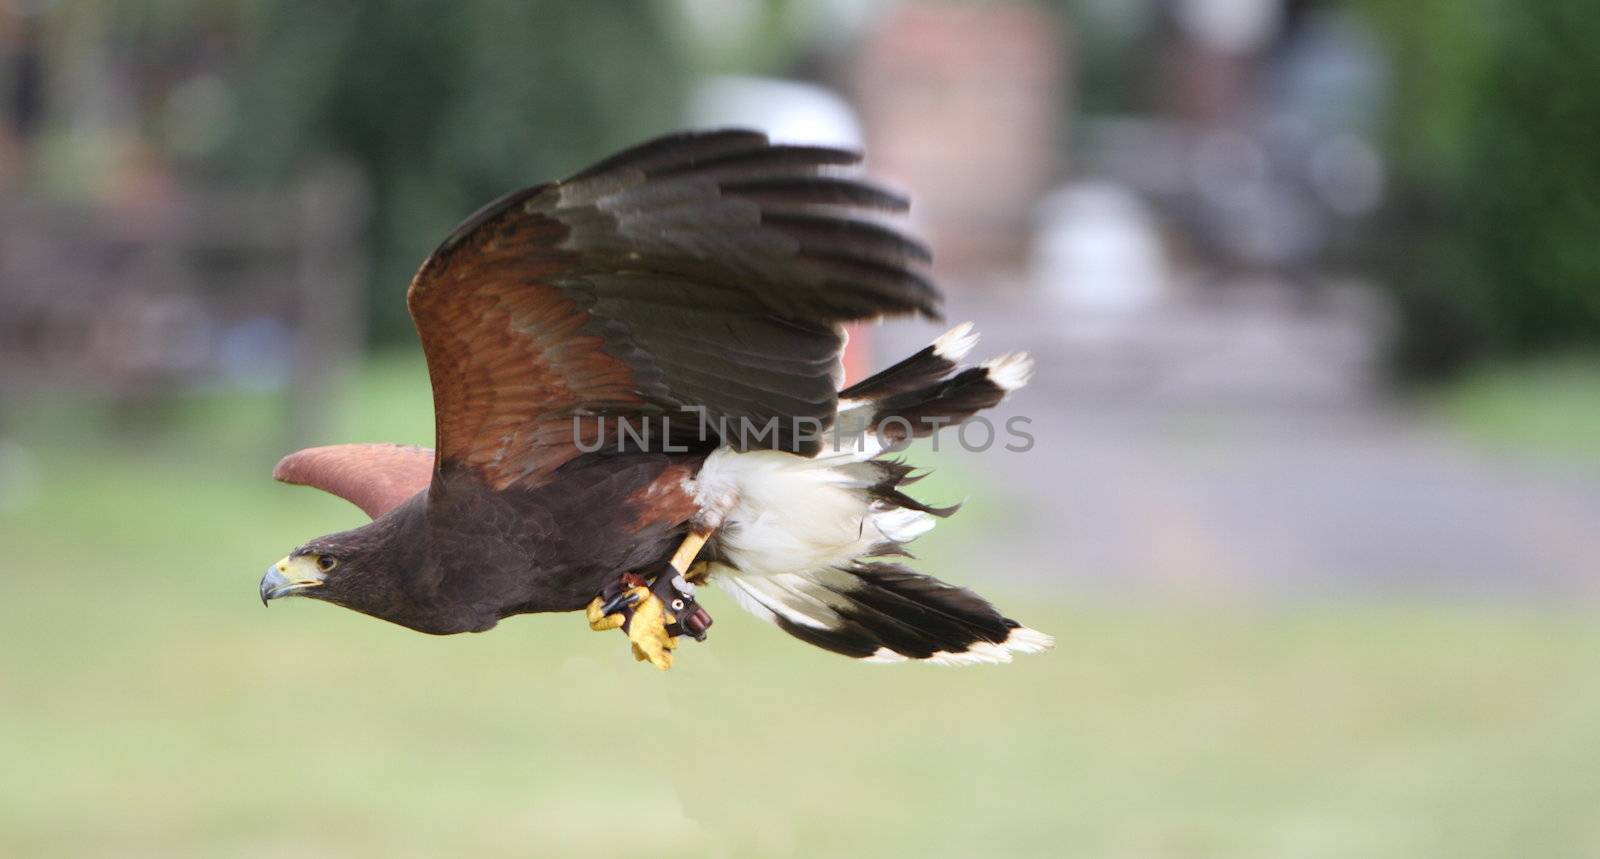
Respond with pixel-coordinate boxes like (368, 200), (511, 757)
(273, 443), (435, 519)
(407, 129), (941, 491)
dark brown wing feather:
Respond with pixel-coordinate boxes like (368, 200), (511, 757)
(406, 129), (942, 491)
(273, 444), (434, 519)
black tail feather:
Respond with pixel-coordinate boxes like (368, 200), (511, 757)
(839, 323), (972, 402)
(740, 562), (1052, 664)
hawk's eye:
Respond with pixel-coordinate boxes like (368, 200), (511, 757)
(316, 555), (338, 572)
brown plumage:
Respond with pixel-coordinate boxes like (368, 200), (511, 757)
(264, 129), (1052, 666)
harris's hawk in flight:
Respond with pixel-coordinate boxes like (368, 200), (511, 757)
(263, 129), (1052, 669)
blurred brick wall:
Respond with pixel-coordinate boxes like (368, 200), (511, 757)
(851, 2), (1066, 278)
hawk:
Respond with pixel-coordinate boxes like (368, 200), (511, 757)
(262, 129), (1052, 669)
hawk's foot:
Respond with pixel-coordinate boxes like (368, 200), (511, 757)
(626, 589), (677, 670)
(586, 568), (714, 670)
(586, 573), (647, 631)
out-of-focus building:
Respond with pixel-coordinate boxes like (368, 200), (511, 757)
(851, 2), (1066, 277)
(1157, 0), (1281, 125)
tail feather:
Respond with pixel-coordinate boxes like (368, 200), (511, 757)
(695, 322), (1051, 665)
(834, 323), (1033, 447)
(839, 321), (977, 401)
(713, 561), (1053, 664)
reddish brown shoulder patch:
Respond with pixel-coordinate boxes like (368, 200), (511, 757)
(626, 462), (700, 532)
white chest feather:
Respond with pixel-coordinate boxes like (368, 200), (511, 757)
(685, 447), (932, 579)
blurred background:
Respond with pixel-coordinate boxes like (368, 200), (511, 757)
(2, 0), (1598, 856)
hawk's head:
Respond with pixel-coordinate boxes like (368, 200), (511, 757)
(260, 513), (421, 620)
(259, 532), (376, 609)
(258, 492), (464, 634)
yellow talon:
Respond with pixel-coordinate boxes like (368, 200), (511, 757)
(626, 590), (678, 670)
(586, 585), (646, 631)
(586, 595), (626, 631)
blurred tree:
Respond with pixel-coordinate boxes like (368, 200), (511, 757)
(1040, 0), (1153, 115)
(1361, 0), (1600, 376)
(226, 0), (691, 343)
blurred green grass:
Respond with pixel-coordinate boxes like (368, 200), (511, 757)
(2, 357), (1599, 857)
(1434, 356), (1600, 464)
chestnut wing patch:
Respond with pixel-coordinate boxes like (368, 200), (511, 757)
(406, 129), (942, 492)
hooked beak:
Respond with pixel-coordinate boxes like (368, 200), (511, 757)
(260, 555), (324, 606)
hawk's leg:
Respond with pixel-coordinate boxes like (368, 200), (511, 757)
(584, 529), (714, 670)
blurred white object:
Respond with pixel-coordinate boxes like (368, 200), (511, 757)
(1174, 0), (1282, 54)
(1032, 182), (1169, 313)
(687, 76), (862, 148)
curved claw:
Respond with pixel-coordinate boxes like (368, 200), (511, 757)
(599, 587), (643, 617)
(626, 591), (678, 670)
(586, 597), (625, 631)
(586, 586), (646, 632)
